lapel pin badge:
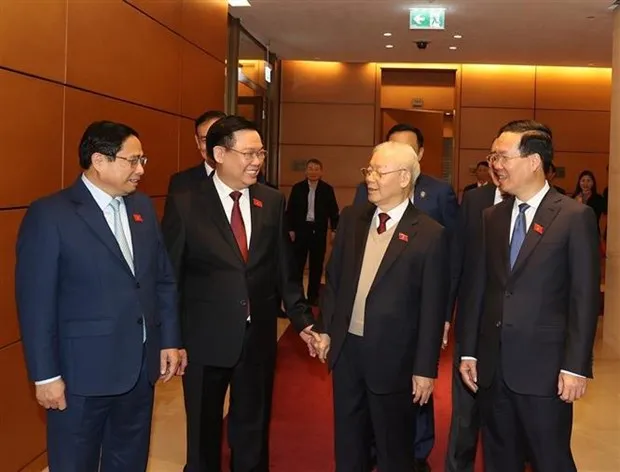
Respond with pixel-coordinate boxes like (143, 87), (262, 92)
(533, 223), (544, 235)
(252, 198), (263, 208)
(420, 190), (426, 199)
(133, 213), (143, 223)
(398, 232), (409, 242)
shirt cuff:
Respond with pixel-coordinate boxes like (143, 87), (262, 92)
(461, 356), (477, 361)
(35, 376), (61, 385)
(560, 369), (586, 378)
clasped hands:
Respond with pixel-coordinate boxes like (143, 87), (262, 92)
(300, 326), (330, 362)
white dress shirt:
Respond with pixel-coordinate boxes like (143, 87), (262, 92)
(373, 197), (409, 231)
(212, 172), (252, 246)
(204, 161), (215, 177)
(36, 175), (135, 385)
(463, 181), (583, 378)
(493, 187), (504, 205)
(306, 180), (317, 222)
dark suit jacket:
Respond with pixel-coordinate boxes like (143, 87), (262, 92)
(463, 182), (480, 193)
(461, 189), (600, 396)
(161, 178), (314, 367)
(167, 163), (210, 195)
(286, 179), (339, 234)
(448, 184), (497, 341)
(318, 203), (449, 394)
(15, 179), (181, 396)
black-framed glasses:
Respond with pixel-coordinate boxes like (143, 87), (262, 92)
(107, 155), (148, 167)
(360, 167), (406, 179)
(226, 148), (268, 161)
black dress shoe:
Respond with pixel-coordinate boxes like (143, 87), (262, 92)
(414, 459), (431, 472)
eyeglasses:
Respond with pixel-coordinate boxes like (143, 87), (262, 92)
(486, 153), (524, 165)
(360, 167), (406, 179)
(107, 155), (148, 167)
(227, 148), (268, 161)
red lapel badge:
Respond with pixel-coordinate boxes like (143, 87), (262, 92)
(533, 223), (544, 235)
(133, 213), (143, 223)
(398, 232), (409, 242)
(253, 198), (263, 208)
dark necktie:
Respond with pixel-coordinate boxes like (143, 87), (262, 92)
(509, 203), (530, 269)
(230, 191), (248, 262)
(377, 213), (390, 234)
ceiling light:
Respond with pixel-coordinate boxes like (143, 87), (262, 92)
(449, 46), (457, 50)
(384, 32), (392, 37)
(386, 44), (394, 49)
(453, 34), (462, 39)
(229, 0), (251, 6)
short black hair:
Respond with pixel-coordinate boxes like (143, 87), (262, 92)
(194, 110), (226, 133)
(548, 162), (557, 173)
(385, 123), (425, 148)
(476, 160), (489, 168)
(206, 115), (261, 158)
(496, 120), (552, 139)
(306, 158), (323, 168)
(78, 121), (139, 170)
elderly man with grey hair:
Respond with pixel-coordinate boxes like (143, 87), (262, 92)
(313, 141), (449, 472)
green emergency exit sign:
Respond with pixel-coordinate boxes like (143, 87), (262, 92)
(409, 7), (446, 30)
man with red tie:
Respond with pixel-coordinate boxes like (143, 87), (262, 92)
(162, 115), (319, 472)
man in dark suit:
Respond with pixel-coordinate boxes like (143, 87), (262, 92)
(161, 116), (319, 472)
(15, 121), (182, 472)
(459, 122), (600, 472)
(315, 141), (448, 472)
(463, 161), (491, 193)
(167, 110), (226, 194)
(286, 158), (340, 304)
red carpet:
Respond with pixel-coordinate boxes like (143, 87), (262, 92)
(266, 327), (484, 471)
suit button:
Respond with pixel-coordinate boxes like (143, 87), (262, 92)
(137, 318), (143, 325)
(136, 282), (141, 289)
(504, 291), (511, 298)
(496, 321), (502, 328)
(240, 300), (247, 307)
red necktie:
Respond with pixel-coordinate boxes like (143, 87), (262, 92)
(377, 213), (390, 234)
(230, 191), (248, 262)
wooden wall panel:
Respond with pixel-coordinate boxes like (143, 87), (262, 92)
(66, 0), (181, 113)
(535, 110), (610, 153)
(125, 0), (183, 31)
(459, 107), (535, 150)
(536, 67), (612, 112)
(0, 211), (23, 348)
(461, 65), (536, 109)
(0, 342), (46, 472)
(279, 145), (373, 187)
(0, 0), (67, 82)
(281, 62), (376, 104)
(381, 85), (455, 111)
(553, 152), (609, 194)
(179, 118), (201, 172)
(181, 0), (228, 62)
(63, 89), (180, 196)
(0, 70), (64, 208)
(280, 103), (375, 146)
(180, 41), (226, 118)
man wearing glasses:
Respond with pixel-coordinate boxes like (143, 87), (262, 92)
(15, 121), (182, 471)
(162, 115), (319, 472)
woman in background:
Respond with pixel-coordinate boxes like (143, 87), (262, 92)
(572, 169), (606, 232)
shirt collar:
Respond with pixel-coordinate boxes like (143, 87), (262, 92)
(212, 171), (249, 202)
(515, 180), (550, 211)
(204, 161), (214, 176)
(373, 197), (409, 225)
(81, 174), (117, 211)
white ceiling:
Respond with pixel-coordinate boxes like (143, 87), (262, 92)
(231, 0), (616, 67)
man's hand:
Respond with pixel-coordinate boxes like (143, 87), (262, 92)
(442, 322), (450, 350)
(35, 378), (67, 410)
(300, 326), (321, 357)
(160, 348), (181, 382)
(459, 359), (478, 393)
(412, 376), (434, 405)
(558, 372), (587, 403)
(315, 334), (331, 363)
(288, 231), (296, 242)
(176, 349), (188, 376)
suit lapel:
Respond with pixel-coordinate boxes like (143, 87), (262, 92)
(248, 185), (264, 264)
(123, 194), (146, 277)
(70, 179), (134, 277)
(370, 203), (418, 292)
(352, 205), (375, 286)
(493, 198), (513, 281)
(510, 191), (562, 277)
(200, 178), (246, 266)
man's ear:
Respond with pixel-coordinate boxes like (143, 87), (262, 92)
(91, 152), (106, 170)
(417, 147), (424, 162)
(213, 146), (225, 165)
